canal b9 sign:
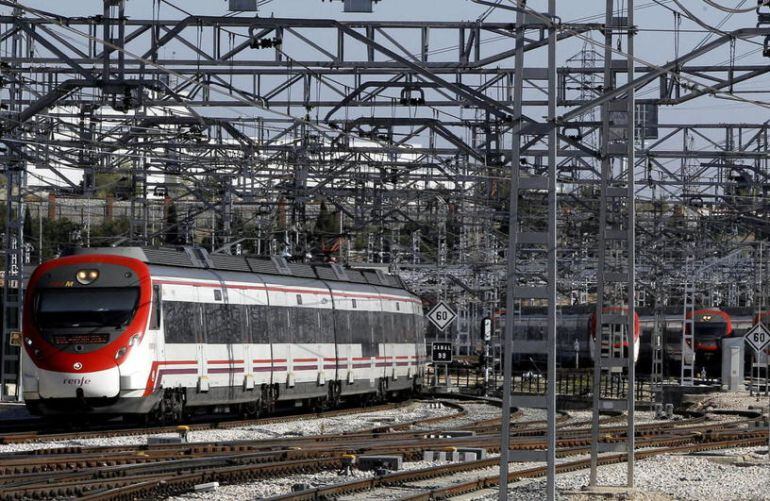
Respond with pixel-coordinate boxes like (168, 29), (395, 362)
(431, 342), (453, 363)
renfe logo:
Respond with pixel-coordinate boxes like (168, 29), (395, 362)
(63, 377), (91, 386)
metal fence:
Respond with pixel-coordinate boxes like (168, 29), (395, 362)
(431, 365), (653, 402)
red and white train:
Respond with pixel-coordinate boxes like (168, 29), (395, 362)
(686, 308), (733, 356)
(21, 247), (426, 421)
(588, 306), (641, 364)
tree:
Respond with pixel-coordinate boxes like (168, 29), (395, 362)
(315, 201), (337, 235)
(164, 199), (181, 245)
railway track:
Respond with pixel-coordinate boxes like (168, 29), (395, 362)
(0, 400), (469, 499)
(0, 399), (457, 445)
(0, 404), (758, 500)
(268, 425), (769, 501)
(396, 437), (770, 501)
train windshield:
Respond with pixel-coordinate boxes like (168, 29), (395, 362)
(36, 288), (140, 329)
(695, 323), (727, 339)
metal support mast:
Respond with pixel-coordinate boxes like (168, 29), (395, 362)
(681, 256), (696, 386)
(499, 4), (526, 499)
(1, 2), (25, 401)
(501, 1), (558, 499)
(590, 0), (636, 487)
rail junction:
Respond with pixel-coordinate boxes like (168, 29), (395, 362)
(1, 0), (770, 499)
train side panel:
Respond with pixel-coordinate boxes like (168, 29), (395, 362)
(329, 282), (379, 395)
(262, 276), (336, 400)
(373, 285), (421, 384)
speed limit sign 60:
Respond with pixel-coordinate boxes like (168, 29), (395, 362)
(745, 323), (770, 353)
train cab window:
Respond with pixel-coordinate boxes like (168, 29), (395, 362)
(694, 322), (727, 338)
(36, 287), (140, 329)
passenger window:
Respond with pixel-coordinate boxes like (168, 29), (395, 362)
(163, 301), (201, 343)
(249, 304), (269, 343)
(149, 285), (161, 330)
(204, 303), (241, 344)
(296, 294), (303, 305)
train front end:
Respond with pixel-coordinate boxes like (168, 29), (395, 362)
(689, 309), (732, 370)
(21, 254), (155, 416)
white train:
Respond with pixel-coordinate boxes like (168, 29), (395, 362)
(21, 247), (426, 421)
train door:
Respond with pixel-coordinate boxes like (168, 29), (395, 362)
(324, 285), (343, 392)
(157, 282), (202, 391)
(151, 284), (165, 365)
(291, 290), (333, 393)
(244, 275), (271, 395)
(194, 286), (209, 392)
(291, 291), (317, 390)
(243, 304), (254, 392)
(204, 283), (248, 395)
(375, 293), (391, 384)
(331, 290), (353, 388)
(414, 302), (426, 381)
(266, 286), (291, 391)
(318, 296), (335, 389)
(405, 299), (419, 381)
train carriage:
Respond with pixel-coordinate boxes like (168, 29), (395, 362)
(21, 247), (426, 420)
(588, 306), (641, 364)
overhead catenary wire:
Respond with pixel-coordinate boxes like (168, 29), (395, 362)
(0, 0), (415, 162)
(0, 3), (760, 198)
(701, 0), (770, 14)
(501, 0), (770, 113)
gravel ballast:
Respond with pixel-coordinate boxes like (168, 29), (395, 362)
(494, 447), (770, 501)
(0, 400), (457, 454)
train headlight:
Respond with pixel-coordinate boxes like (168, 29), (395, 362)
(115, 347), (127, 360)
(76, 269), (99, 285)
(702, 315), (712, 321)
(129, 334), (140, 346)
(24, 337), (32, 347)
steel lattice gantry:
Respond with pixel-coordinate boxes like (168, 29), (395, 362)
(0, 10), (768, 500)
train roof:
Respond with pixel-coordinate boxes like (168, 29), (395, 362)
(65, 246), (406, 289)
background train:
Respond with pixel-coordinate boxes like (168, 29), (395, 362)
(664, 308), (734, 376)
(21, 247), (427, 422)
(499, 307), (753, 378)
(587, 307), (641, 364)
